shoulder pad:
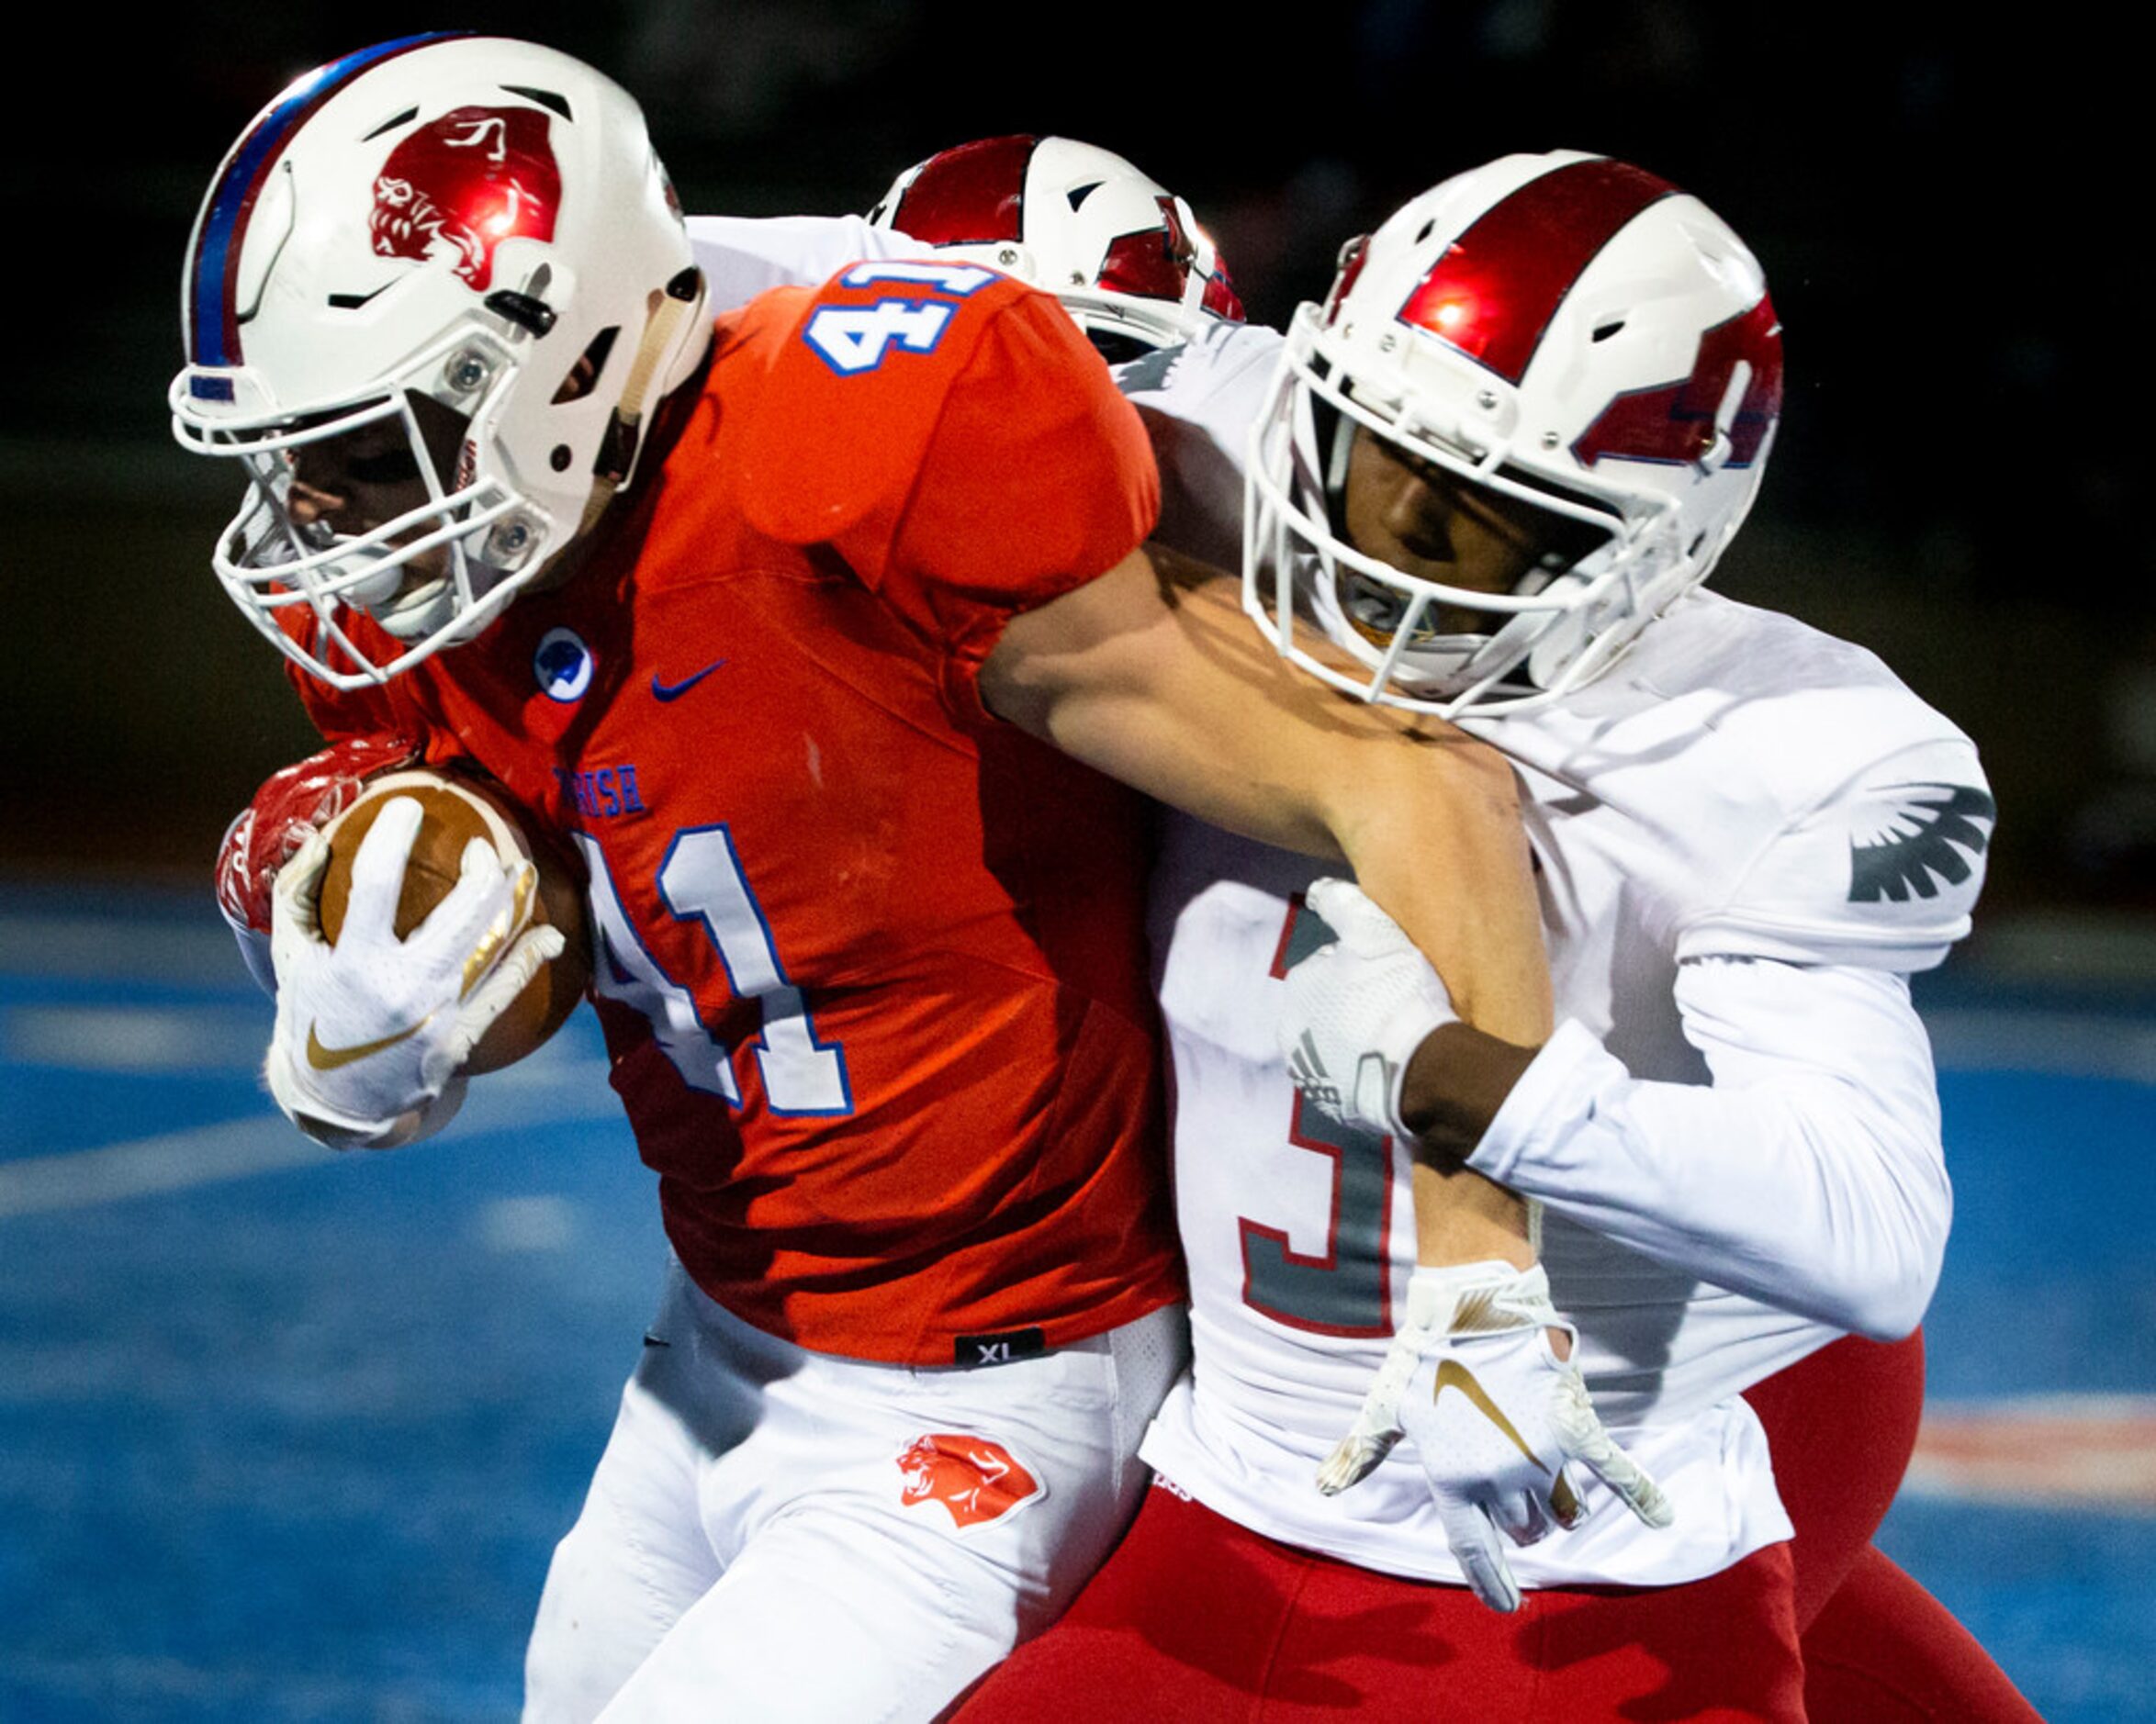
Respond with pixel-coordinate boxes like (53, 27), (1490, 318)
(685, 215), (906, 316)
(737, 262), (1038, 554)
(1679, 733), (1995, 971)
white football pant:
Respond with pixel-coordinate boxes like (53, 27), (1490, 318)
(524, 1259), (1187, 1722)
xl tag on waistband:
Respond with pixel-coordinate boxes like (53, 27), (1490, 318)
(955, 1327), (1046, 1368)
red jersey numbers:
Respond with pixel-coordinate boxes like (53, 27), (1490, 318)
(573, 826), (852, 1115)
(1238, 895), (1395, 1338)
(803, 262), (1002, 375)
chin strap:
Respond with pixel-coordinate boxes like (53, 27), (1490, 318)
(578, 268), (710, 540)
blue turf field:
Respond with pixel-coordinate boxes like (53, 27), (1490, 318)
(3, 885), (2150, 1721)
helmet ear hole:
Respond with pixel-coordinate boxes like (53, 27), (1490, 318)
(553, 327), (621, 405)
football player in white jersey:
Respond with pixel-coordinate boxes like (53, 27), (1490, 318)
(674, 140), (2037, 1720)
(886, 151), (2039, 1719)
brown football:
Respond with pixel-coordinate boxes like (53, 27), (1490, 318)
(316, 769), (592, 1074)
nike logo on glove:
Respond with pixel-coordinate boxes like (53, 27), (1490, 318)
(1432, 1360), (1549, 1475)
(651, 661), (728, 702)
(306, 1017), (431, 1070)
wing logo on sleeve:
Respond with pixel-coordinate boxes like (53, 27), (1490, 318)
(1847, 782), (1996, 904)
(896, 1433), (1043, 1529)
(1109, 341), (1186, 397)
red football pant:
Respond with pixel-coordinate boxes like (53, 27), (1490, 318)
(1746, 1331), (2041, 1721)
(949, 1483), (1804, 1722)
(953, 1330), (2042, 1721)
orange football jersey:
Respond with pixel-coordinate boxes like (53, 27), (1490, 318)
(289, 263), (1181, 1363)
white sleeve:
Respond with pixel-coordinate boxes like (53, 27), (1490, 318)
(1111, 322), (1285, 572)
(1466, 956), (1951, 1340)
(1677, 734), (1994, 972)
(684, 215), (914, 313)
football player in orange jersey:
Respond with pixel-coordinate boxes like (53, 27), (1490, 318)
(174, 36), (1595, 1720)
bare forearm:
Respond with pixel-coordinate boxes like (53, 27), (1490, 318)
(1371, 888), (1544, 1267)
(983, 548), (1384, 857)
(986, 552), (1551, 1027)
(984, 546), (1552, 1261)
(1319, 667), (1549, 1264)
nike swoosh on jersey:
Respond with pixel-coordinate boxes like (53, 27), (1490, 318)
(650, 661), (728, 702)
(1432, 1359), (1550, 1475)
(306, 1016), (430, 1070)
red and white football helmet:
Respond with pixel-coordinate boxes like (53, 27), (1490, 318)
(169, 34), (709, 688)
(1244, 150), (1784, 716)
(867, 134), (1242, 357)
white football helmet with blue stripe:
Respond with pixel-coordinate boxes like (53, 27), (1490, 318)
(170, 34), (708, 688)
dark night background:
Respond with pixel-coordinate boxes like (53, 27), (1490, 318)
(1, 13), (2151, 1718)
(3, 4), (2150, 958)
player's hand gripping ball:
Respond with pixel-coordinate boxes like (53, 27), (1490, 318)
(316, 770), (591, 1073)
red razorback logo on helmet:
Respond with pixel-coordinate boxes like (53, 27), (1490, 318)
(371, 106), (561, 292)
(896, 1434), (1041, 1528)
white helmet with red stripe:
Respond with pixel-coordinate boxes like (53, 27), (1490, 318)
(1244, 150), (1783, 716)
(867, 134), (1242, 359)
(168, 33), (709, 688)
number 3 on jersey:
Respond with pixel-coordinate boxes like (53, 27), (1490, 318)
(574, 828), (852, 1116)
(1240, 895), (1394, 1338)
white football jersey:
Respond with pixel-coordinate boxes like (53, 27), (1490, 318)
(1128, 326), (1992, 1587)
(1105, 322), (1283, 574)
(675, 222), (1993, 1588)
(686, 214), (915, 310)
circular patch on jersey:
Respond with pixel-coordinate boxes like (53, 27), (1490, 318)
(533, 628), (593, 703)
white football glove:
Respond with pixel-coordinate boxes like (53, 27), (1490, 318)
(1318, 1260), (1673, 1613)
(1279, 877), (1458, 1142)
(264, 795), (564, 1149)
